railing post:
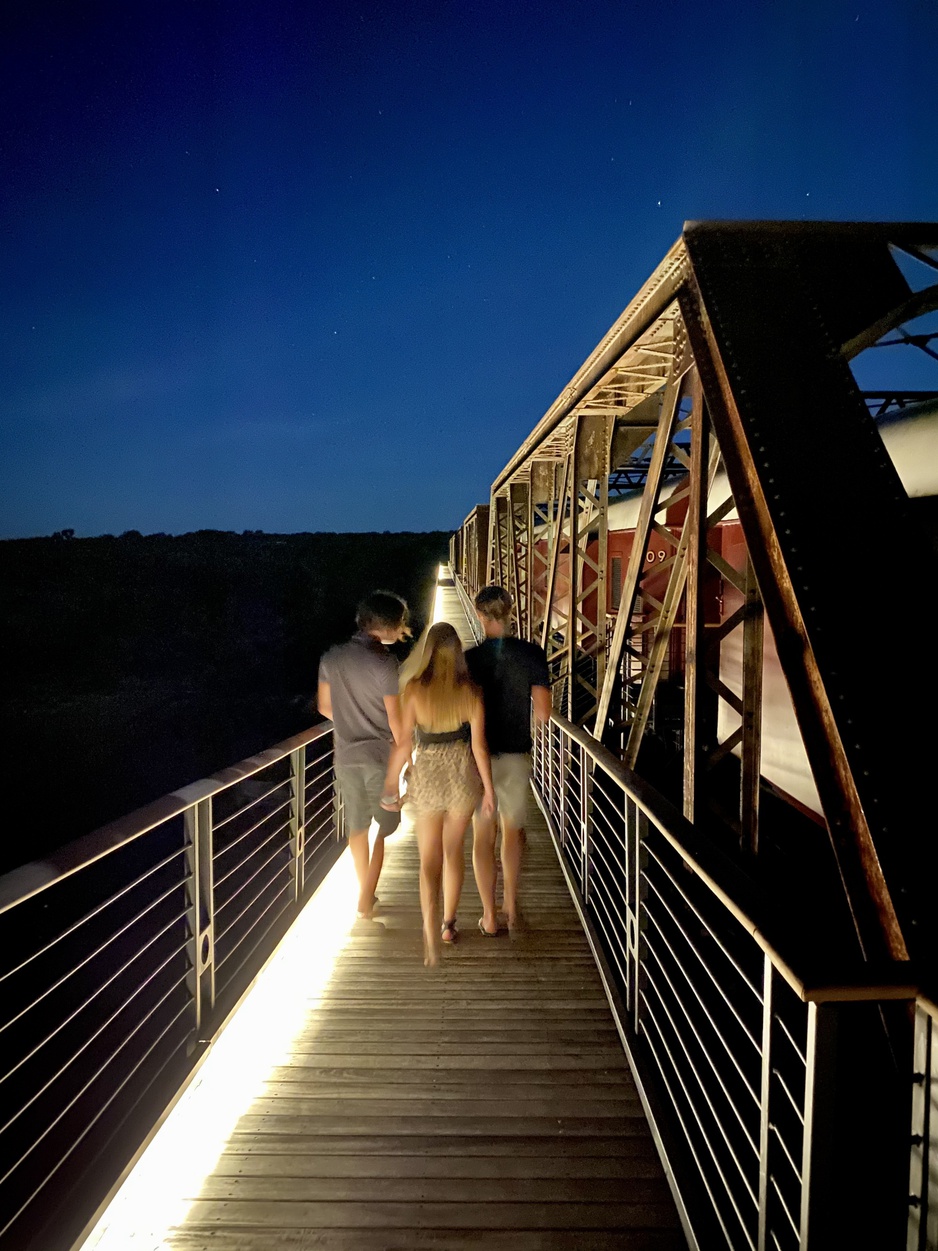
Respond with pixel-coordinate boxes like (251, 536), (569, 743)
(800, 1000), (911, 1249)
(548, 720), (558, 827)
(909, 1005), (935, 1251)
(184, 796), (215, 1046)
(630, 801), (649, 1037)
(799, 1002), (840, 1249)
(757, 954), (773, 1251)
(288, 746), (306, 903)
(580, 743), (594, 903)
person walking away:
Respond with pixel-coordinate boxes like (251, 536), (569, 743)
(466, 586), (551, 935)
(381, 622), (495, 966)
(317, 591), (409, 920)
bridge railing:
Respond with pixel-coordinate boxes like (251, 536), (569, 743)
(532, 711), (920, 1250)
(0, 722), (342, 1251)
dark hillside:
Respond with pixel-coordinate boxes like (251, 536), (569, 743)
(1, 529), (448, 873)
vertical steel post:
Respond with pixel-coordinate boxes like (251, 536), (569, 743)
(580, 743), (593, 903)
(562, 728), (573, 855)
(288, 746), (306, 903)
(909, 1006), (935, 1251)
(682, 370), (711, 823)
(631, 805), (649, 1037)
(800, 1002), (839, 1250)
(757, 955), (773, 1251)
(184, 796), (215, 1045)
(740, 556), (765, 854)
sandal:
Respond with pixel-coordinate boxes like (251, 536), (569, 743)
(441, 918), (458, 944)
(478, 918), (499, 937)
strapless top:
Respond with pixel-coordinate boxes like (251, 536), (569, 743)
(415, 723), (471, 746)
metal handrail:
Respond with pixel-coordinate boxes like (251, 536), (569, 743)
(0, 720), (342, 1250)
(531, 709), (923, 1250)
(0, 723), (333, 916)
(450, 566), (485, 643)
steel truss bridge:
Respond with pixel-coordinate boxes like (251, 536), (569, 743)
(2, 222), (938, 1251)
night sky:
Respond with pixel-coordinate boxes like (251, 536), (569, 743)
(2, 0), (937, 539)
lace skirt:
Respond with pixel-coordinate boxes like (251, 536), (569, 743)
(404, 740), (482, 816)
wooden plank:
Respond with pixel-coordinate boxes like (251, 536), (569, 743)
(232, 1115), (653, 1137)
(281, 1042), (630, 1057)
(241, 1096), (644, 1118)
(261, 1080), (636, 1100)
(167, 1232), (686, 1251)
(197, 1176), (675, 1203)
(223, 1133), (660, 1157)
(274, 1053), (628, 1070)
(265, 1065), (629, 1083)
(214, 1150), (665, 1179)
(180, 1198), (682, 1230)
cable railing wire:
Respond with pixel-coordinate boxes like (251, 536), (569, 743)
(0, 909), (189, 1097)
(0, 840), (187, 989)
(0, 880), (187, 1044)
(644, 839), (763, 999)
(213, 815), (292, 892)
(213, 772), (292, 831)
(641, 958), (762, 1185)
(0, 998), (194, 1244)
(641, 940), (762, 1154)
(0, 933), (190, 1148)
(213, 837), (292, 924)
(642, 883), (763, 1059)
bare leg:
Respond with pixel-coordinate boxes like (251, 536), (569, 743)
(500, 820), (526, 928)
(441, 811), (471, 936)
(362, 834), (385, 914)
(472, 812), (499, 935)
(348, 828), (384, 917)
(347, 829), (372, 914)
(416, 815), (443, 965)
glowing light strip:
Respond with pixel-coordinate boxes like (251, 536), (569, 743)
(432, 563), (449, 622)
(77, 850), (360, 1250)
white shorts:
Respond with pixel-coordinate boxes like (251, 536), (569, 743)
(486, 753), (532, 828)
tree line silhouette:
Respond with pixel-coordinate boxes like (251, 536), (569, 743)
(1, 529), (448, 873)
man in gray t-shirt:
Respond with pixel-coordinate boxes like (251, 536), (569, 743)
(317, 591), (408, 919)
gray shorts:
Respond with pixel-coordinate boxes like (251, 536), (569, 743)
(485, 753), (532, 828)
(335, 762), (400, 837)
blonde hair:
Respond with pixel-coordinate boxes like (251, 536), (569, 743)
(403, 622), (478, 732)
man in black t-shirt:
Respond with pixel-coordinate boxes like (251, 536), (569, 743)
(466, 586), (551, 935)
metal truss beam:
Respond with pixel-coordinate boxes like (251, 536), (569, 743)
(460, 219), (938, 970)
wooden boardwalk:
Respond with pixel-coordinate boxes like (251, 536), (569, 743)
(167, 808), (687, 1250)
(164, 573), (687, 1250)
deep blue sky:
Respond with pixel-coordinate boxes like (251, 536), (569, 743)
(2, 0), (936, 538)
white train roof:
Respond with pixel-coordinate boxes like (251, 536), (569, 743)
(600, 397), (938, 533)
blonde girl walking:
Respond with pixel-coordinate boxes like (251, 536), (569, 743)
(382, 622), (495, 965)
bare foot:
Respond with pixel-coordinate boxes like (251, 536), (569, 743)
(423, 929), (440, 967)
(356, 893), (379, 920)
